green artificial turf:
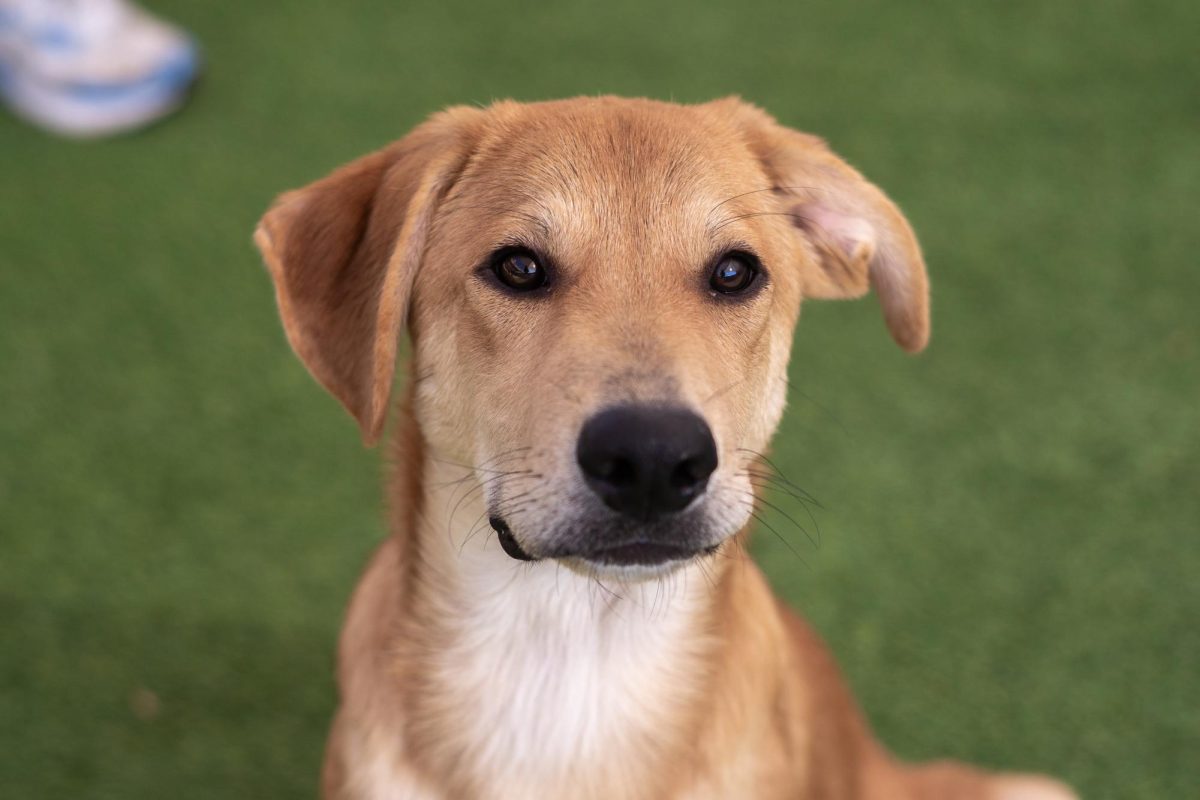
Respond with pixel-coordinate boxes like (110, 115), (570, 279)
(1, 1), (1197, 797)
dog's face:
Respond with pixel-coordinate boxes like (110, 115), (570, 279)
(256, 97), (928, 579)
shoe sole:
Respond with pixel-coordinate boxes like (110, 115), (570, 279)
(0, 44), (199, 137)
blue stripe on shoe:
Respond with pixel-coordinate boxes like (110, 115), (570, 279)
(59, 41), (199, 101)
(0, 60), (192, 135)
(32, 25), (81, 51)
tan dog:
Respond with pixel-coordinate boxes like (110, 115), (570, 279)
(255, 97), (1075, 800)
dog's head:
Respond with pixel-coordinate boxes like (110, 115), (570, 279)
(256, 97), (927, 579)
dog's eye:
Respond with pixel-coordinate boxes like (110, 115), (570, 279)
(493, 250), (547, 291)
(710, 253), (758, 294)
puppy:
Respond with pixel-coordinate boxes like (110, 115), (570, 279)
(255, 96), (1076, 800)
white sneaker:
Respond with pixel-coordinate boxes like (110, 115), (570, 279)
(0, 0), (199, 137)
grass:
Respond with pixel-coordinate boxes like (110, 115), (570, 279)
(1, 0), (1196, 797)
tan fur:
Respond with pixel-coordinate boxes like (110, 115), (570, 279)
(256, 96), (1076, 800)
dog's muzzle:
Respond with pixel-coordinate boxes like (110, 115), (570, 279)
(491, 405), (720, 567)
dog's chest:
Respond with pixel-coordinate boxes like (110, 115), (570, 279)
(421, 564), (712, 799)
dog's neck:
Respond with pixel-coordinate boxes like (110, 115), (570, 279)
(393, 444), (727, 797)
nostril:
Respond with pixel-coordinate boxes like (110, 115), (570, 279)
(670, 457), (706, 492)
(672, 444), (718, 493)
(587, 454), (637, 487)
(579, 450), (638, 488)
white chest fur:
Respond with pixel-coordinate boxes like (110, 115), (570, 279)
(408, 474), (715, 799)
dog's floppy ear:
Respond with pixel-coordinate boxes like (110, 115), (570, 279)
(721, 100), (930, 352)
(254, 108), (480, 444)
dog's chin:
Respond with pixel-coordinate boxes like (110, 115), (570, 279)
(488, 516), (721, 582)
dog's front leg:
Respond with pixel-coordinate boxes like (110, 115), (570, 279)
(323, 711), (442, 800)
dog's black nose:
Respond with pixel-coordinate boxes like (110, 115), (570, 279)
(576, 405), (718, 520)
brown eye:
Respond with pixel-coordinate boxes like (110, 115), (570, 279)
(494, 250), (547, 291)
(710, 253), (758, 294)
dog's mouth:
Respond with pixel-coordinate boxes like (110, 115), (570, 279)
(490, 517), (537, 561)
(577, 540), (711, 566)
(489, 516), (718, 568)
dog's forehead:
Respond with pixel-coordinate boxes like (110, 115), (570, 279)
(479, 99), (756, 183)
(450, 100), (770, 246)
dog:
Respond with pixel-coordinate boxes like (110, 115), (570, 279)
(255, 96), (1076, 800)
